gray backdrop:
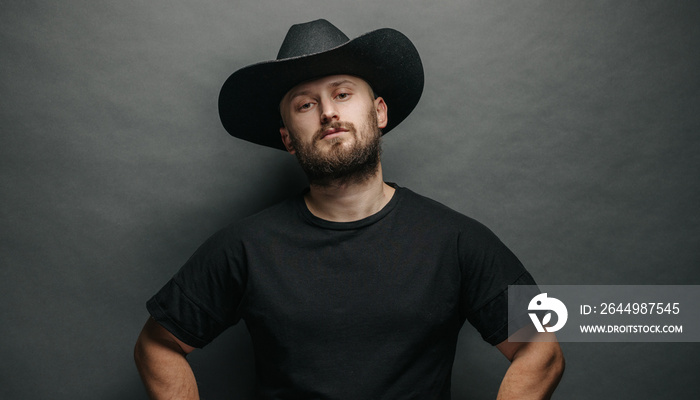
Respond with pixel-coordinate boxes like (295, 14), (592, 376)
(2, 1), (699, 399)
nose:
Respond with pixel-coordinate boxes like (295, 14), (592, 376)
(320, 98), (339, 124)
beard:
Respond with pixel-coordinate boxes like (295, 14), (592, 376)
(288, 109), (382, 187)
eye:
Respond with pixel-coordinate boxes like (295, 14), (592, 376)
(297, 101), (315, 112)
(336, 92), (351, 100)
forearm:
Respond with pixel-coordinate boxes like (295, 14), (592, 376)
(497, 342), (565, 400)
(134, 320), (199, 400)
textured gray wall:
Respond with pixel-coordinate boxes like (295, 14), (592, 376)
(2, 1), (699, 399)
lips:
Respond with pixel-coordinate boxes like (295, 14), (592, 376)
(321, 127), (348, 139)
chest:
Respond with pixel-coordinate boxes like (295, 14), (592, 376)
(240, 229), (462, 343)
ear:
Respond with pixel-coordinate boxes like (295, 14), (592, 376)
(374, 97), (388, 129)
(280, 127), (295, 154)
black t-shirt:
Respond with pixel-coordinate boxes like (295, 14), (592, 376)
(148, 185), (536, 399)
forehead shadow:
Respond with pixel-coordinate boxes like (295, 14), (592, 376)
(285, 75), (370, 100)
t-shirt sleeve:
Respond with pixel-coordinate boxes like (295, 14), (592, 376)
(146, 227), (247, 348)
(458, 223), (539, 345)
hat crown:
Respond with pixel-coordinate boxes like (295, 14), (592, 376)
(276, 19), (350, 60)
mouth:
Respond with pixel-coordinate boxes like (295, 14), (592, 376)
(320, 127), (349, 140)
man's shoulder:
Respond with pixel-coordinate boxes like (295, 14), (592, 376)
(398, 186), (480, 222)
(219, 195), (301, 236)
(397, 185), (500, 240)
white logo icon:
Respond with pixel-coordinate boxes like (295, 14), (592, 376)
(528, 293), (568, 332)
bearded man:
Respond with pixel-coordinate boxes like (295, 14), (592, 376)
(280, 75), (384, 188)
(134, 19), (564, 400)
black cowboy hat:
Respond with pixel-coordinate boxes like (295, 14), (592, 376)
(218, 19), (424, 151)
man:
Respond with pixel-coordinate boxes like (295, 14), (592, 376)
(134, 19), (564, 399)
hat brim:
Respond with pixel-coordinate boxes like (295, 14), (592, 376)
(218, 28), (424, 151)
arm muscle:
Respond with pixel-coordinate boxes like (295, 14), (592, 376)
(134, 317), (199, 400)
(495, 329), (565, 400)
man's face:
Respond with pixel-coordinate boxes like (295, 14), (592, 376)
(279, 75), (388, 185)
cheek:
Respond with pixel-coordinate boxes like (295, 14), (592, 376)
(286, 121), (314, 145)
(289, 113), (319, 131)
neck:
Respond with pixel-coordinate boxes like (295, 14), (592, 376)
(304, 163), (395, 222)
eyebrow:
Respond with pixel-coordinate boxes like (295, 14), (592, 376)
(328, 79), (357, 89)
(287, 79), (358, 101)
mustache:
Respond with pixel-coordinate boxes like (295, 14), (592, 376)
(313, 121), (356, 141)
